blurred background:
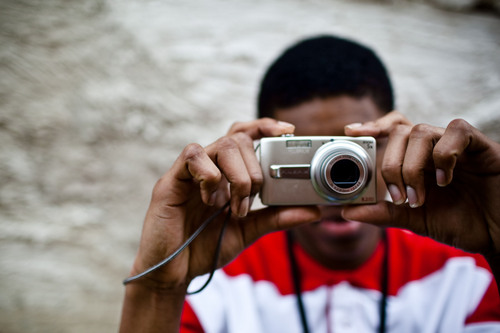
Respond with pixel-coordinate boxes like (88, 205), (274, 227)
(1, 0), (499, 331)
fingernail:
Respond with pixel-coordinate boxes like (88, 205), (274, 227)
(278, 121), (294, 128)
(345, 123), (363, 130)
(388, 184), (404, 205)
(238, 197), (250, 217)
(436, 169), (446, 187)
(406, 186), (419, 208)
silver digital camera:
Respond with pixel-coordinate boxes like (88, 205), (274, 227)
(259, 135), (376, 205)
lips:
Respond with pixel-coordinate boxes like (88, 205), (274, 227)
(315, 218), (363, 238)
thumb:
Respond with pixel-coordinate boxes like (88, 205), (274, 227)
(240, 206), (321, 246)
(342, 202), (427, 236)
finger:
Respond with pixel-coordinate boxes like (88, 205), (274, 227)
(228, 132), (264, 196)
(433, 119), (496, 186)
(213, 175), (230, 208)
(402, 124), (445, 208)
(228, 118), (295, 140)
(345, 111), (412, 138)
(238, 206), (321, 246)
(342, 202), (427, 235)
(158, 143), (222, 207)
(381, 124), (411, 205)
(206, 136), (253, 217)
(206, 133), (263, 209)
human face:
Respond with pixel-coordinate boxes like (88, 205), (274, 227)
(273, 95), (388, 270)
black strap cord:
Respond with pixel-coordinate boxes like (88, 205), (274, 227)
(123, 201), (231, 293)
(286, 231), (310, 333)
(286, 228), (389, 333)
(378, 228), (389, 333)
(187, 205), (232, 295)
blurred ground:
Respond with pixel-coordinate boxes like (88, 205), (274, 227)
(0, 0), (499, 332)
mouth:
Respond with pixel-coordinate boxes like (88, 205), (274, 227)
(314, 217), (363, 237)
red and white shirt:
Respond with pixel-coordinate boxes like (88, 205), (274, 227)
(181, 228), (500, 332)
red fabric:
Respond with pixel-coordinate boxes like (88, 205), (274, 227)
(181, 228), (500, 331)
(181, 301), (204, 333)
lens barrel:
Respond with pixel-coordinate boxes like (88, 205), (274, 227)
(310, 140), (372, 202)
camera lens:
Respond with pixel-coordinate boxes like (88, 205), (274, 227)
(310, 139), (373, 202)
(330, 159), (360, 189)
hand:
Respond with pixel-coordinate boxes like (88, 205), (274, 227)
(120, 118), (321, 332)
(344, 114), (500, 258)
(129, 118), (320, 291)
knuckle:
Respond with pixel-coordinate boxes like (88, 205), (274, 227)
(432, 146), (448, 160)
(381, 162), (402, 180)
(181, 143), (220, 182)
(249, 170), (264, 192)
(181, 143), (205, 161)
(447, 118), (471, 132)
(216, 136), (238, 151)
(203, 165), (222, 185)
(250, 170), (263, 184)
(228, 121), (245, 134)
(433, 145), (456, 169)
(410, 123), (434, 139)
(402, 164), (421, 181)
(231, 179), (252, 198)
(392, 112), (407, 124)
(394, 111), (413, 125)
(231, 131), (253, 145)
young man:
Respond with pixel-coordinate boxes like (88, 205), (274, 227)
(119, 36), (500, 332)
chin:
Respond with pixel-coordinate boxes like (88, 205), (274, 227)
(293, 219), (382, 269)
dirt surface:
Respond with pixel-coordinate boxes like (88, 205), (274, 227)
(0, 0), (499, 331)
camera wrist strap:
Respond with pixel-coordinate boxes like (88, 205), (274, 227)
(123, 201), (231, 288)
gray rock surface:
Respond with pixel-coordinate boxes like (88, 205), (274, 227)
(0, 0), (499, 332)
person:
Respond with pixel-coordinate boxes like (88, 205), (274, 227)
(119, 35), (500, 332)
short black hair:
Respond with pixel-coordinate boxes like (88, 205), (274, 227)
(257, 35), (394, 118)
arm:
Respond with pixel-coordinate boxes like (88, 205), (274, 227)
(119, 118), (320, 333)
(343, 116), (500, 288)
(120, 283), (187, 332)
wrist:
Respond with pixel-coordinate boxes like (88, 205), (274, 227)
(124, 273), (191, 293)
(119, 282), (188, 333)
(124, 280), (188, 305)
(126, 259), (192, 291)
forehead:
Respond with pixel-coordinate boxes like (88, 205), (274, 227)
(273, 96), (385, 136)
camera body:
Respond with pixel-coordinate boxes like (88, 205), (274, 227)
(259, 135), (376, 205)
